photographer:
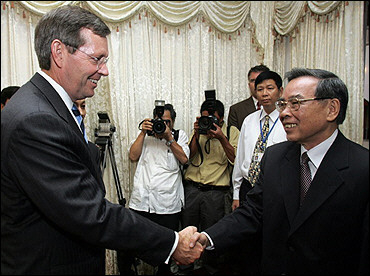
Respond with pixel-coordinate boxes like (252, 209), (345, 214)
(181, 99), (239, 274)
(118, 103), (190, 275)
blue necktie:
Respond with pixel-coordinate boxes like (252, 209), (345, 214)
(72, 104), (88, 143)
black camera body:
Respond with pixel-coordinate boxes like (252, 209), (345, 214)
(198, 115), (219, 134)
(198, 89), (219, 134)
(148, 118), (167, 135)
(147, 100), (166, 136)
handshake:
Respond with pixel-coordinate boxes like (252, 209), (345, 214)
(171, 226), (209, 265)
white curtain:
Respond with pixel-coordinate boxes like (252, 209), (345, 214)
(273, 1), (364, 143)
(1, 1), (365, 274)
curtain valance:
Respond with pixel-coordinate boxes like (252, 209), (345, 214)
(16, 1), (346, 36)
(273, 1), (344, 36)
(17, 1), (251, 33)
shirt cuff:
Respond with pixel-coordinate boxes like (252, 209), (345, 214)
(166, 231), (179, 264)
(201, 231), (215, 250)
(233, 186), (240, 200)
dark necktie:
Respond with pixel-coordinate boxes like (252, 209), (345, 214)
(300, 152), (312, 205)
(247, 115), (269, 186)
(256, 102), (261, 110)
(72, 104), (88, 143)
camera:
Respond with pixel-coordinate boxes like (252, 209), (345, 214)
(198, 115), (219, 134)
(94, 111), (116, 137)
(147, 100), (167, 136)
(198, 90), (219, 134)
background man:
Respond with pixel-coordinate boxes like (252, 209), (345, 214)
(229, 70), (287, 274)
(118, 103), (190, 275)
(1, 85), (20, 110)
(227, 64), (270, 130)
(181, 99), (239, 274)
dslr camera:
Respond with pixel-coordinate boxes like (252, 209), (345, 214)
(147, 100), (167, 136)
(95, 111), (116, 137)
(198, 89), (219, 134)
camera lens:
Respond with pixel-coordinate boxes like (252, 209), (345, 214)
(153, 119), (166, 134)
(198, 116), (213, 130)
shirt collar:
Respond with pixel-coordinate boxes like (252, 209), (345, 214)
(301, 129), (338, 169)
(38, 70), (74, 111)
(259, 108), (280, 123)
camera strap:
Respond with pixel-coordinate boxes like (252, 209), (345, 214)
(190, 134), (204, 167)
(172, 129), (179, 142)
(190, 124), (232, 168)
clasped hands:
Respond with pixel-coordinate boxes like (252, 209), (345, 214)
(172, 226), (209, 265)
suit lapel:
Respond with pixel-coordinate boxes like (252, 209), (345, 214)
(289, 132), (349, 235)
(30, 73), (86, 144)
(281, 144), (301, 226)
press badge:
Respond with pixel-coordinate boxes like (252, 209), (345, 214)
(253, 153), (264, 162)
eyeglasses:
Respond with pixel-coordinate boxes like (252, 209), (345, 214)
(275, 97), (333, 112)
(66, 44), (109, 70)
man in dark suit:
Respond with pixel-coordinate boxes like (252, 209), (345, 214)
(1, 5), (202, 275)
(227, 64), (270, 130)
(190, 68), (369, 275)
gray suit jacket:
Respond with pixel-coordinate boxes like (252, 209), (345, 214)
(1, 73), (175, 274)
(227, 96), (257, 130)
(205, 132), (369, 275)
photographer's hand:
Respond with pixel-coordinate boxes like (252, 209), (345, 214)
(156, 123), (172, 141)
(209, 122), (236, 163)
(193, 117), (200, 138)
(208, 123), (224, 140)
(129, 118), (152, 161)
(141, 118), (153, 134)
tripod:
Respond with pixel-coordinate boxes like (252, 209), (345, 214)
(95, 135), (138, 275)
(95, 135), (126, 207)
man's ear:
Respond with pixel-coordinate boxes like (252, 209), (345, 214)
(50, 39), (65, 69)
(327, 98), (340, 122)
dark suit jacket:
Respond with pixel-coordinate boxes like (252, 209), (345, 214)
(1, 73), (175, 274)
(227, 96), (257, 130)
(88, 141), (105, 194)
(205, 131), (369, 275)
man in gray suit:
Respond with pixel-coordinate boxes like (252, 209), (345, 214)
(191, 68), (369, 275)
(227, 64), (270, 130)
(1, 5), (202, 274)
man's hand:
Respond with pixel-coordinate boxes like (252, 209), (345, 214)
(140, 118), (153, 134)
(189, 231), (210, 249)
(232, 199), (240, 211)
(172, 226), (204, 265)
(208, 123), (224, 140)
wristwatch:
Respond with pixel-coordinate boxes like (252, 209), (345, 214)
(166, 138), (176, 147)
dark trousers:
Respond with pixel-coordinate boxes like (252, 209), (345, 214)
(117, 209), (181, 275)
(181, 181), (230, 274)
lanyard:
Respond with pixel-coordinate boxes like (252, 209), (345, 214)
(259, 115), (279, 144)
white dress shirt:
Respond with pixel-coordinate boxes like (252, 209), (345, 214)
(232, 108), (287, 200)
(301, 129), (338, 180)
(128, 129), (190, 214)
